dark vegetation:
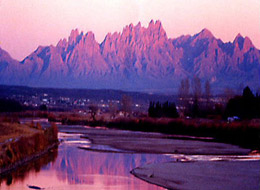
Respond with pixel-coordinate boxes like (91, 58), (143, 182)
(225, 86), (260, 119)
(39, 104), (47, 111)
(178, 77), (260, 120)
(148, 101), (178, 118)
(88, 105), (98, 121)
(0, 99), (24, 112)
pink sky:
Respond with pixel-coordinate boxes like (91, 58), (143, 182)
(0, 0), (260, 61)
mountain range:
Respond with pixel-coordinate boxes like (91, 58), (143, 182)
(0, 20), (259, 93)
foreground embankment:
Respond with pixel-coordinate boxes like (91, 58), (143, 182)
(0, 121), (58, 174)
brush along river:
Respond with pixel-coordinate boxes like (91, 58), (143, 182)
(0, 122), (259, 190)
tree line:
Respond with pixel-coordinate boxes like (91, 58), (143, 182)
(148, 101), (179, 118)
(148, 76), (260, 120)
(177, 76), (260, 119)
(178, 76), (212, 117)
(225, 86), (260, 119)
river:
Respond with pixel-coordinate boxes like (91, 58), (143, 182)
(0, 121), (259, 190)
(0, 124), (171, 190)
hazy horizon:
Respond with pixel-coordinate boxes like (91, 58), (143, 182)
(0, 0), (260, 61)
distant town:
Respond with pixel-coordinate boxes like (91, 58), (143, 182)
(0, 85), (232, 119)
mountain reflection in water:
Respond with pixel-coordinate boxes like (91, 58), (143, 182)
(0, 132), (168, 190)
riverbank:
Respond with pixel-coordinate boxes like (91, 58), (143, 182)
(47, 112), (260, 150)
(60, 125), (251, 155)
(3, 110), (260, 149)
(1, 120), (259, 190)
(59, 124), (260, 190)
(130, 160), (260, 190)
(0, 121), (58, 175)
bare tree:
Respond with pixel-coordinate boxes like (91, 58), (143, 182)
(191, 76), (202, 117)
(257, 87), (260, 97)
(178, 78), (190, 99)
(178, 78), (190, 116)
(204, 79), (211, 107)
(223, 88), (235, 103)
(108, 102), (118, 119)
(121, 95), (132, 117)
(88, 104), (98, 121)
(237, 83), (244, 95)
(192, 76), (202, 99)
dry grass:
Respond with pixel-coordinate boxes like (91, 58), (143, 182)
(0, 122), (39, 143)
(0, 118), (58, 171)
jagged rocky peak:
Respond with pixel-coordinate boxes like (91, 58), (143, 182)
(234, 33), (243, 40)
(84, 31), (96, 42)
(68, 28), (84, 45)
(149, 19), (155, 25)
(80, 31), (100, 52)
(136, 21), (142, 29)
(103, 31), (120, 41)
(0, 47), (10, 58)
(100, 32), (120, 55)
(243, 36), (253, 51)
(234, 33), (244, 49)
(0, 47), (18, 66)
(196, 28), (215, 40)
(171, 34), (191, 47)
(155, 20), (162, 27)
(129, 23), (134, 30)
(148, 19), (159, 28)
(1, 20), (259, 92)
(34, 45), (46, 54)
(69, 29), (79, 42)
(145, 20), (167, 42)
(57, 38), (68, 48)
(148, 20), (165, 31)
(234, 33), (254, 52)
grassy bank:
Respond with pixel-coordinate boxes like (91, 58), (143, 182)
(0, 121), (58, 174)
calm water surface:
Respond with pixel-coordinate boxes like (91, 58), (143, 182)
(0, 130), (170, 190)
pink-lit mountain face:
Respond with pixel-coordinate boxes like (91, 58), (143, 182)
(0, 20), (259, 92)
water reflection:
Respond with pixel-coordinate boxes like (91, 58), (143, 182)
(0, 132), (169, 190)
(0, 147), (58, 187)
